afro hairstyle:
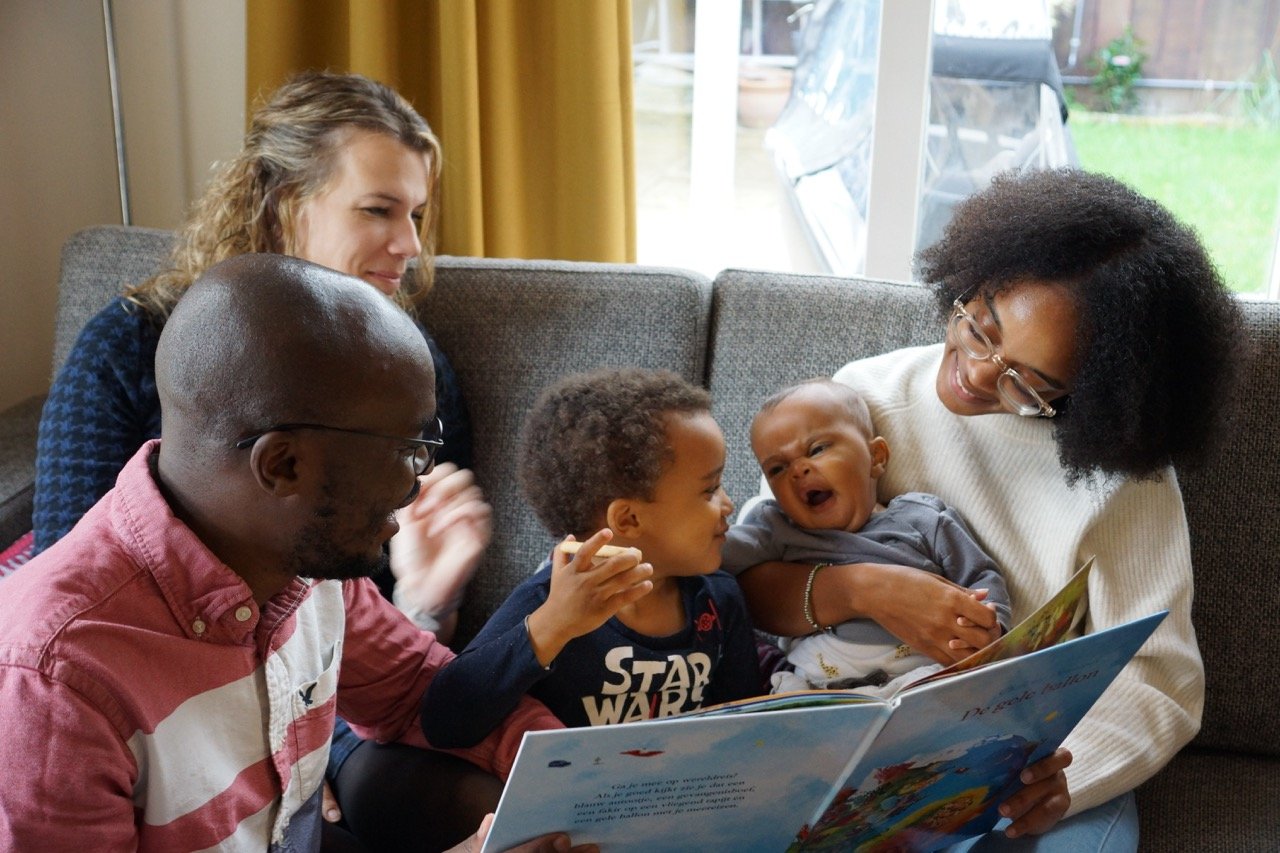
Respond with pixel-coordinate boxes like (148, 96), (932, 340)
(917, 168), (1244, 482)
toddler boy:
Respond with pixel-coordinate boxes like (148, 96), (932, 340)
(422, 368), (762, 744)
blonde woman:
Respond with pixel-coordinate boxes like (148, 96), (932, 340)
(31, 71), (494, 849)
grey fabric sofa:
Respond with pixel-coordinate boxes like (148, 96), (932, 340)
(1, 225), (1276, 850)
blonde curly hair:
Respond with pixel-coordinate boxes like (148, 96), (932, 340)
(125, 70), (441, 320)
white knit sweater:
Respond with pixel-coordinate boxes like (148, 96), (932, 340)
(831, 343), (1203, 815)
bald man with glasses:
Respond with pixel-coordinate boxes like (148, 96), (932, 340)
(0, 254), (591, 853)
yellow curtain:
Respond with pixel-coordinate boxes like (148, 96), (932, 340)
(246, 0), (636, 263)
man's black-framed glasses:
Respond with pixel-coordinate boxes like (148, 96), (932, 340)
(234, 417), (444, 475)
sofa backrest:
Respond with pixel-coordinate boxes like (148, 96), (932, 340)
(707, 270), (944, 509)
(54, 227), (176, 378)
(1176, 299), (1280, 754)
(420, 258), (712, 641)
(51, 228), (1280, 757)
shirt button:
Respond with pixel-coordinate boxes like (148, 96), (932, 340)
(235, 606), (253, 622)
(192, 619), (206, 635)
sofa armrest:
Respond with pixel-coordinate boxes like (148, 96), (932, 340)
(0, 395), (44, 546)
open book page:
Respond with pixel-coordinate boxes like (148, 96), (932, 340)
(481, 702), (891, 853)
(687, 689), (886, 718)
(482, 560), (1158, 853)
(787, 610), (1165, 852)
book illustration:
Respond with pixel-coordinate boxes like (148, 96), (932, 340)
(786, 598), (1147, 852)
(909, 557), (1093, 687)
(483, 561), (1163, 853)
(790, 733), (1035, 851)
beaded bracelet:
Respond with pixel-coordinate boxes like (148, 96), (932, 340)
(803, 563), (830, 633)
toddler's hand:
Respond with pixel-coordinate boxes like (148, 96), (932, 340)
(527, 530), (653, 666)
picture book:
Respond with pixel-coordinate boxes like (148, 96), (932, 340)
(481, 560), (1166, 853)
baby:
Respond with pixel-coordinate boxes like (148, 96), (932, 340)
(421, 368), (762, 745)
(721, 379), (1010, 695)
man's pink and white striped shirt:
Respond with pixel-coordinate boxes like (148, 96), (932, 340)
(0, 442), (559, 851)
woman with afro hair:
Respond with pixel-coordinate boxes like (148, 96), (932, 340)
(736, 168), (1244, 851)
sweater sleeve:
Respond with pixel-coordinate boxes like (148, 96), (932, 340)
(339, 578), (560, 780)
(720, 500), (787, 575)
(33, 299), (162, 553)
(420, 570), (558, 749)
(1061, 472), (1203, 814)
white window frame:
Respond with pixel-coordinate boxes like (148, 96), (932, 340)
(689, 0), (936, 284)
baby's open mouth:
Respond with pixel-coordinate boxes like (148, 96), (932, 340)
(805, 489), (833, 507)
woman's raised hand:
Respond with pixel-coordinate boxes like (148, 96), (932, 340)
(390, 462), (493, 643)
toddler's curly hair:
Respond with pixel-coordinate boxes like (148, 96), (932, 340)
(519, 368), (712, 537)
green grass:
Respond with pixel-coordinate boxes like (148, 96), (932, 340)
(1068, 112), (1280, 295)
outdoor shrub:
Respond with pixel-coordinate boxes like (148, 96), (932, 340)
(1090, 27), (1147, 113)
(1243, 52), (1280, 128)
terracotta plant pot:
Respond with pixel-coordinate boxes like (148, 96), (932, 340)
(738, 66), (794, 129)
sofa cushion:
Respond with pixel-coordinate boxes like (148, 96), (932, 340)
(1136, 749), (1280, 850)
(1175, 299), (1280, 755)
(707, 270), (943, 509)
(0, 395), (46, 545)
(54, 226), (175, 378)
(421, 257), (713, 643)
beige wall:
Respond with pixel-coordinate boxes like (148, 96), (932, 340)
(0, 0), (245, 411)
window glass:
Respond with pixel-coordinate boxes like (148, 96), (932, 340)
(633, 0), (1280, 296)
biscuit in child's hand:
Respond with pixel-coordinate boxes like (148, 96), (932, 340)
(557, 541), (642, 562)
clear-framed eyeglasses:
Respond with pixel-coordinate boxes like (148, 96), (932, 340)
(234, 416), (445, 475)
(949, 298), (1061, 418)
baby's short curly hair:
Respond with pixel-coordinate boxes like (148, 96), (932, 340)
(917, 168), (1244, 482)
(519, 368), (712, 537)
